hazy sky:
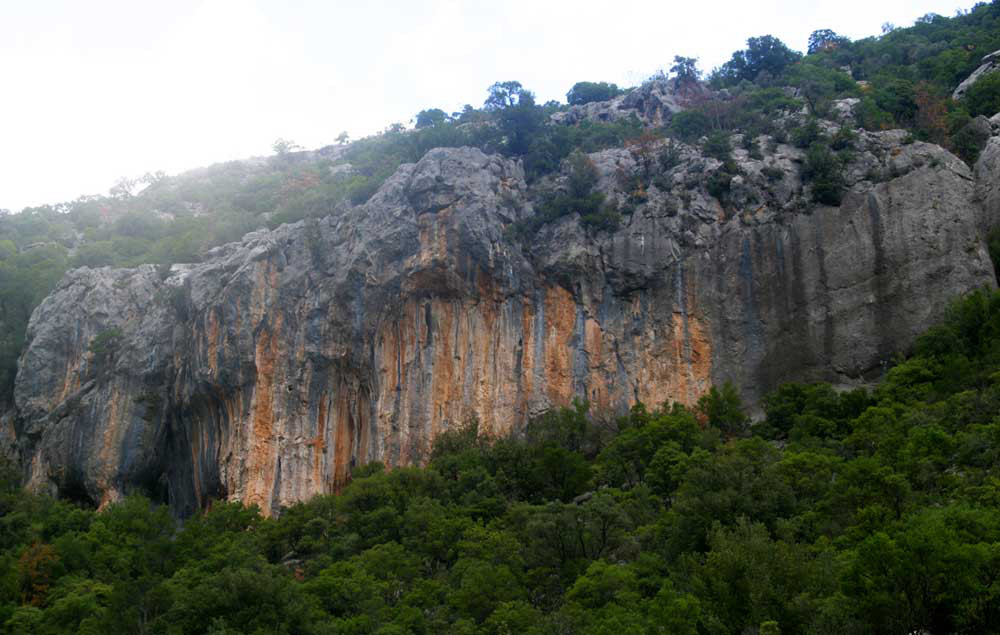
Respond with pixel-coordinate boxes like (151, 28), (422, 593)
(0, 0), (975, 212)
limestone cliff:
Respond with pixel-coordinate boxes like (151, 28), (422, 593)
(10, 118), (1000, 515)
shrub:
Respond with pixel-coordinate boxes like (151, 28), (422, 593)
(88, 328), (123, 369)
(509, 151), (617, 237)
(703, 132), (732, 161)
(803, 142), (845, 205)
(951, 117), (992, 165)
(671, 111), (712, 141)
(856, 96), (894, 131)
(566, 82), (623, 106)
(761, 165), (785, 181)
(706, 170), (734, 200)
(658, 141), (683, 171)
(790, 118), (823, 148)
(964, 72), (1000, 118)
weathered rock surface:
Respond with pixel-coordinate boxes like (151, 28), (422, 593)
(10, 127), (1000, 516)
(953, 49), (1000, 100)
(550, 79), (687, 127)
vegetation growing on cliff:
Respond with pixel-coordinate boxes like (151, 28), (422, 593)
(5, 288), (1000, 633)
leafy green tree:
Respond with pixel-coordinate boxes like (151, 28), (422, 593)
(670, 56), (701, 86)
(484, 81), (530, 111)
(414, 108), (449, 128)
(807, 29), (849, 54)
(482, 600), (545, 635)
(670, 110), (712, 140)
(271, 138), (301, 155)
(803, 141), (845, 206)
(702, 132), (732, 161)
(964, 72), (1000, 118)
(566, 82), (622, 106)
(713, 35), (803, 86)
(691, 519), (826, 633)
(788, 62), (857, 115)
(494, 90), (543, 156)
(697, 382), (750, 438)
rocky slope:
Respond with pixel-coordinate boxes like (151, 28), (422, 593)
(8, 107), (1000, 516)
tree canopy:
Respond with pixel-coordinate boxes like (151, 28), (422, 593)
(711, 35), (803, 86)
(566, 81), (622, 106)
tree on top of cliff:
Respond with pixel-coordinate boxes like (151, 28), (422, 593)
(566, 82), (623, 106)
(484, 81), (532, 111)
(711, 35), (803, 87)
(271, 138), (302, 156)
(414, 108), (449, 129)
(484, 82), (545, 157)
(807, 29), (850, 54)
(670, 56), (702, 86)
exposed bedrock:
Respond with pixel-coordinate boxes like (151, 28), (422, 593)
(11, 132), (1000, 514)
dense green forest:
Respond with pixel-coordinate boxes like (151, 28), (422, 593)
(3, 2), (1000, 402)
(4, 287), (1000, 634)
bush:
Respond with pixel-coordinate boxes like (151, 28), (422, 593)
(951, 117), (992, 165)
(88, 328), (123, 370)
(964, 72), (1000, 118)
(670, 111), (712, 141)
(703, 132), (732, 161)
(566, 82), (622, 106)
(856, 96), (894, 131)
(761, 165), (784, 181)
(706, 170), (734, 200)
(510, 151), (617, 237)
(790, 118), (823, 148)
(803, 142), (845, 205)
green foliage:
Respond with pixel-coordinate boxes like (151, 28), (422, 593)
(855, 96), (895, 131)
(484, 81), (531, 111)
(951, 115), (993, 165)
(271, 138), (301, 155)
(493, 90), (544, 157)
(670, 110), (712, 140)
(803, 141), (846, 205)
(701, 132), (732, 161)
(807, 29), (850, 55)
(566, 82), (622, 106)
(987, 226), (1000, 281)
(787, 61), (858, 115)
(670, 56), (701, 85)
(86, 328), (123, 370)
(964, 71), (1000, 118)
(696, 381), (750, 439)
(711, 35), (803, 87)
(761, 165), (784, 182)
(415, 108), (449, 128)
(510, 151), (620, 238)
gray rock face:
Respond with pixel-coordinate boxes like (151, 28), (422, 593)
(976, 134), (1000, 230)
(953, 49), (1000, 100)
(551, 79), (686, 127)
(10, 129), (1000, 516)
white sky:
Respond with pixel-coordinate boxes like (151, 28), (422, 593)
(0, 0), (975, 212)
